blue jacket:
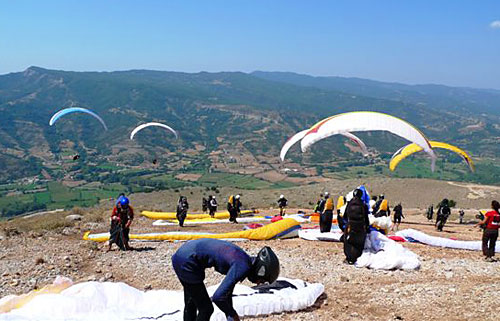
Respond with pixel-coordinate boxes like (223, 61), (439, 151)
(172, 239), (253, 316)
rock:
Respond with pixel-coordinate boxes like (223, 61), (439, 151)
(95, 268), (102, 274)
(11, 279), (20, 286)
(449, 288), (456, 293)
(105, 272), (113, 280)
(340, 276), (349, 282)
(66, 215), (83, 221)
(2, 271), (9, 277)
(35, 257), (45, 265)
(144, 284), (152, 291)
(87, 275), (97, 281)
(445, 272), (454, 279)
(64, 256), (71, 261)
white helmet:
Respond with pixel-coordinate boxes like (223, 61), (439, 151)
(280, 194), (284, 199)
(324, 192), (329, 196)
(213, 196), (216, 200)
(235, 194), (240, 200)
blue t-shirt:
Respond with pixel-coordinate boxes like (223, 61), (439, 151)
(172, 239), (253, 316)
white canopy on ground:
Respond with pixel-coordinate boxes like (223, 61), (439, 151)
(0, 278), (323, 321)
(299, 228), (420, 270)
(396, 228), (500, 253)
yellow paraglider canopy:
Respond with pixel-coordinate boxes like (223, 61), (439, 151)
(390, 141), (474, 172)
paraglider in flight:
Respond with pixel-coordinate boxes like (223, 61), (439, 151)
(389, 141), (474, 172)
(152, 159), (158, 165)
(280, 129), (369, 162)
(130, 122), (178, 140)
(72, 154), (80, 161)
(49, 107), (108, 130)
(300, 111), (437, 171)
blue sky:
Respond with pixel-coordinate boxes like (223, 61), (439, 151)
(1, 0), (500, 89)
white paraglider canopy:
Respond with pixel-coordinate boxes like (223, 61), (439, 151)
(49, 107), (108, 130)
(300, 111), (436, 171)
(280, 130), (369, 162)
(130, 122), (178, 140)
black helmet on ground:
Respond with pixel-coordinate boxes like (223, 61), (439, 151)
(247, 246), (280, 284)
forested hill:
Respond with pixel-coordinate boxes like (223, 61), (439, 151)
(0, 66), (499, 182)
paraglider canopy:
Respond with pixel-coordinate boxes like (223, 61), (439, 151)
(390, 141), (474, 172)
(300, 111), (436, 171)
(130, 122), (178, 140)
(280, 129), (369, 162)
(49, 107), (108, 130)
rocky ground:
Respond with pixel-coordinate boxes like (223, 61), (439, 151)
(1, 203), (499, 321)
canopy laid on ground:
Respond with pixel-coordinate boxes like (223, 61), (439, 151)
(280, 129), (369, 162)
(130, 122), (178, 140)
(396, 229), (500, 252)
(152, 216), (269, 226)
(49, 107), (108, 130)
(84, 218), (301, 242)
(389, 141), (475, 172)
(141, 210), (256, 220)
(0, 277), (323, 321)
(300, 111), (437, 170)
(299, 228), (420, 270)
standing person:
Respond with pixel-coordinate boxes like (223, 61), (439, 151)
(227, 194), (242, 223)
(337, 195), (347, 232)
(343, 189), (370, 264)
(375, 195), (390, 217)
(435, 199), (451, 232)
(459, 209), (465, 224)
(172, 239), (280, 321)
(391, 203), (405, 232)
(373, 194), (384, 215)
(202, 197), (208, 213)
(177, 196), (189, 227)
(313, 193), (324, 213)
(475, 200), (500, 262)
(426, 204), (434, 221)
(277, 194), (288, 216)
(320, 193), (334, 233)
(209, 196), (218, 218)
(316, 192), (327, 215)
(108, 196), (134, 251)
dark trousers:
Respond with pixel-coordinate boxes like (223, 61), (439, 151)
(320, 210), (333, 233)
(344, 222), (367, 264)
(209, 207), (216, 217)
(181, 281), (214, 321)
(229, 209), (238, 222)
(177, 210), (187, 227)
(482, 228), (498, 258)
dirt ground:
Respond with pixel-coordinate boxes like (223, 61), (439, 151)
(1, 204), (499, 321)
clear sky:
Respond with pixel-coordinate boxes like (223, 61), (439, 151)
(1, 0), (500, 89)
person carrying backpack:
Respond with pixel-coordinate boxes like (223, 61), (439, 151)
(108, 196), (134, 251)
(202, 197), (208, 213)
(391, 203), (404, 231)
(177, 196), (189, 227)
(435, 199), (451, 232)
(209, 196), (218, 218)
(476, 200), (500, 262)
(227, 195), (242, 223)
(277, 194), (288, 216)
(320, 193), (334, 233)
(343, 189), (370, 264)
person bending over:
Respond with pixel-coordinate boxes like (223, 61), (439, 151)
(172, 239), (280, 321)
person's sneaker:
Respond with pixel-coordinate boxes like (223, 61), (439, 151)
(485, 257), (494, 262)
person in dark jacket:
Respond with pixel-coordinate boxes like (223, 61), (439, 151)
(391, 203), (405, 231)
(426, 204), (434, 221)
(343, 189), (370, 264)
(277, 194), (288, 216)
(209, 195), (218, 218)
(172, 239), (280, 321)
(320, 193), (334, 233)
(435, 199), (451, 232)
(176, 196), (189, 227)
(313, 193), (324, 213)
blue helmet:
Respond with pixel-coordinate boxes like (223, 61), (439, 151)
(119, 197), (130, 207)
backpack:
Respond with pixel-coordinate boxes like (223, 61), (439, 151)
(346, 197), (367, 223)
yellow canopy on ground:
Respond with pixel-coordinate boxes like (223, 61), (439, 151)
(83, 218), (300, 242)
(390, 141), (474, 172)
